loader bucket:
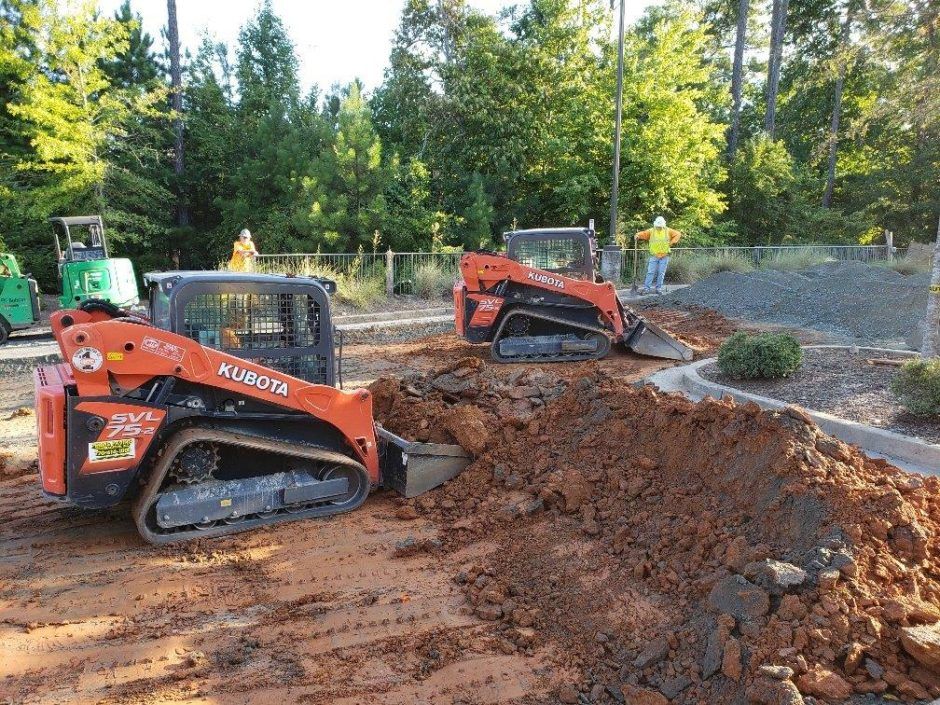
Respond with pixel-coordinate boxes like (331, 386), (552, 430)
(625, 319), (694, 362)
(377, 426), (472, 498)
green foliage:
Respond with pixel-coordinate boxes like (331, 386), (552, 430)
(727, 137), (797, 245)
(303, 83), (387, 252)
(891, 358), (940, 418)
(0, 0), (171, 287)
(412, 260), (452, 300)
(462, 173), (494, 249)
(667, 251), (755, 283)
(717, 331), (804, 380)
(0, 0), (936, 278)
(382, 156), (435, 251)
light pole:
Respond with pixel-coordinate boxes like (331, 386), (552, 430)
(608, 0), (626, 245)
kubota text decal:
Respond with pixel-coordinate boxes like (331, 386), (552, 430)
(217, 362), (290, 397)
(526, 271), (565, 289)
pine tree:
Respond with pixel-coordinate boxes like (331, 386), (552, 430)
(103, 0), (158, 89)
(304, 82), (388, 251)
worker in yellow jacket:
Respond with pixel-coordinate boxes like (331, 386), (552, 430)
(635, 216), (682, 295)
(229, 229), (258, 272)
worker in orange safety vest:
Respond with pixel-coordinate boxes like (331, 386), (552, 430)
(229, 229), (259, 272)
(635, 216), (682, 295)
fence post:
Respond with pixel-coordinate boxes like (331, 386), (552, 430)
(385, 249), (395, 296)
(885, 230), (894, 261)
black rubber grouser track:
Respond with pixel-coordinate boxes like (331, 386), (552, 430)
(132, 427), (370, 544)
(490, 307), (612, 363)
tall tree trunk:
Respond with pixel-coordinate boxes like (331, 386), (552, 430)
(728, 0), (749, 159)
(167, 0), (188, 227)
(764, 0), (789, 138)
(823, 1), (856, 208)
(923, 215), (940, 357)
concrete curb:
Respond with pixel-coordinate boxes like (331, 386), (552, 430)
(649, 346), (938, 475)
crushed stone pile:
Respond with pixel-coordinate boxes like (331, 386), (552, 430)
(375, 364), (940, 704)
(666, 261), (929, 345)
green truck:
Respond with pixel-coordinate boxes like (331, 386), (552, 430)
(50, 215), (139, 309)
(0, 252), (41, 345)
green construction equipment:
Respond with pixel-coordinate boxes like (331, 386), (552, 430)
(0, 252), (41, 345)
(50, 215), (139, 309)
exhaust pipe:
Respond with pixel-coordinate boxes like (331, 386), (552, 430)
(377, 426), (471, 498)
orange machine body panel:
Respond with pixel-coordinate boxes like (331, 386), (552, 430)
(40, 309), (382, 502)
(457, 251), (626, 338)
(35, 363), (73, 496)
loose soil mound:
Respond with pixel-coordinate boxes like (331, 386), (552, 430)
(667, 261), (928, 345)
(370, 356), (568, 454)
(377, 369), (940, 704)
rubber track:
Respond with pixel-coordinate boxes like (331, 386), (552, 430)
(132, 427), (370, 544)
(490, 307), (612, 363)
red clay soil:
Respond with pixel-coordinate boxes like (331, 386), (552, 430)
(376, 366), (940, 704)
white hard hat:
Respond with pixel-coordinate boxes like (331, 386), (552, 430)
(654, 216), (666, 228)
(239, 229), (251, 239)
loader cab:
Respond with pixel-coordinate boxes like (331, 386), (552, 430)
(504, 227), (599, 281)
(49, 215), (139, 309)
(145, 271), (338, 387)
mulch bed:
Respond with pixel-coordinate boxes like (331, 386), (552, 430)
(700, 347), (940, 445)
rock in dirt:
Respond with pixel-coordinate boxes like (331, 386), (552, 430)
(746, 559), (807, 594)
(441, 405), (491, 457)
(619, 684), (668, 705)
(634, 637), (669, 669)
(747, 678), (805, 705)
(557, 683), (579, 703)
(796, 666), (852, 701)
(708, 575), (770, 621)
(758, 665), (795, 681)
(900, 624), (940, 673)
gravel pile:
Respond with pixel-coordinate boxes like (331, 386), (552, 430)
(667, 261), (929, 346)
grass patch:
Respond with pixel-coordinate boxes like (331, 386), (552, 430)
(760, 250), (831, 271)
(887, 256), (931, 276)
(667, 251), (756, 284)
(412, 260), (453, 300)
(241, 255), (387, 309)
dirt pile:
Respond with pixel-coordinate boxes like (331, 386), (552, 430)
(666, 261), (928, 345)
(370, 355), (568, 455)
(382, 371), (940, 704)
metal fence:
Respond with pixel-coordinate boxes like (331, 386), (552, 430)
(618, 244), (893, 284)
(256, 244), (895, 294)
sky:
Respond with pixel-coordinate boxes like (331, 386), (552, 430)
(98, 0), (658, 93)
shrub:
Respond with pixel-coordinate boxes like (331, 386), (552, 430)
(412, 260), (453, 299)
(717, 331), (803, 379)
(891, 358), (940, 417)
(760, 250), (830, 272)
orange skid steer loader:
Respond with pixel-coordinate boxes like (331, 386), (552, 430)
(35, 272), (469, 544)
(454, 227), (693, 363)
